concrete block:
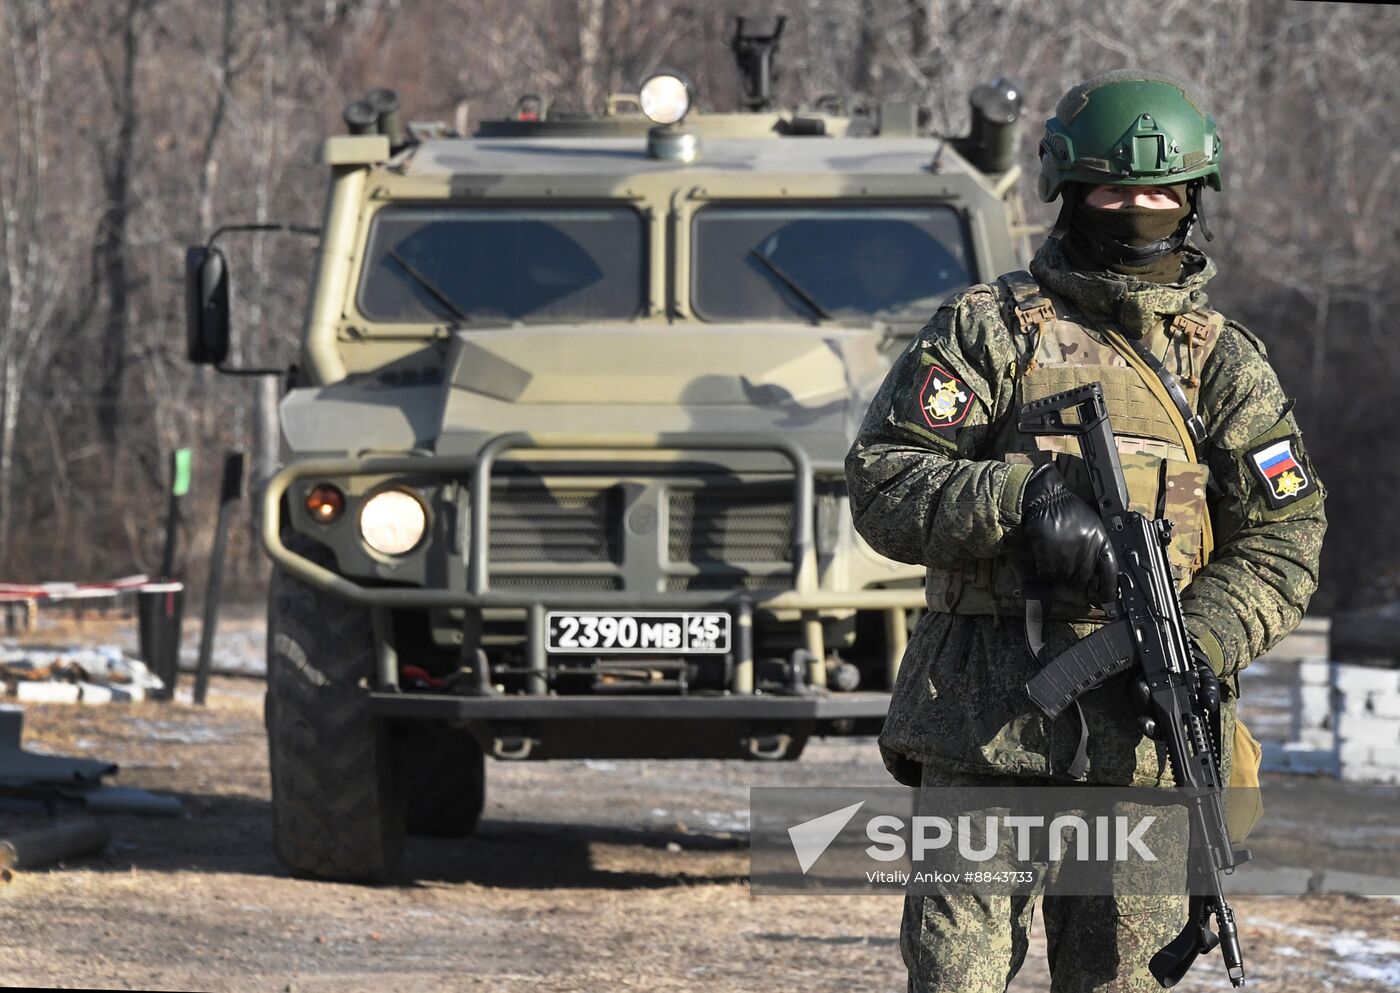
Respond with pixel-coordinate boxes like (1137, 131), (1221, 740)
(76, 683), (112, 705)
(1297, 684), (1334, 728)
(1368, 692), (1400, 720)
(1335, 714), (1400, 746)
(1337, 740), (1373, 766)
(1334, 665), (1400, 695)
(1334, 690), (1380, 717)
(15, 681), (80, 703)
(1295, 727), (1337, 750)
(1277, 742), (1340, 775)
(1367, 743), (1400, 769)
(1298, 660), (1333, 686)
(1339, 763), (1400, 784)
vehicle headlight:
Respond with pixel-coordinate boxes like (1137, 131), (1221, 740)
(359, 488), (427, 556)
(639, 71), (692, 125)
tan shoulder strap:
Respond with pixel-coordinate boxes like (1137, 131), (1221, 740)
(1167, 309), (1225, 388)
(997, 270), (1057, 334)
(1098, 326), (1216, 564)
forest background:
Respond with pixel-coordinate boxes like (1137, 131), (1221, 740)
(0, 0), (1394, 613)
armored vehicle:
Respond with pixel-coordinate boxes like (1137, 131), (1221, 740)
(185, 21), (1030, 881)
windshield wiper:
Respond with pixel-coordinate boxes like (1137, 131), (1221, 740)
(388, 248), (469, 323)
(748, 249), (831, 322)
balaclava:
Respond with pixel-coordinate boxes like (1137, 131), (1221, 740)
(1062, 181), (1195, 284)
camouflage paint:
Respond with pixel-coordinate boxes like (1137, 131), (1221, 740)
(272, 105), (1031, 687)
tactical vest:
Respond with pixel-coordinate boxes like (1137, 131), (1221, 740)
(926, 271), (1224, 621)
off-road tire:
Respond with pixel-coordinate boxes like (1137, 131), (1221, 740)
(401, 724), (486, 838)
(265, 537), (405, 881)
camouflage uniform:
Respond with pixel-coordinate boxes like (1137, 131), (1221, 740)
(845, 236), (1326, 991)
(902, 769), (1190, 993)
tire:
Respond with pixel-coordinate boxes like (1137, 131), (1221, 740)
(401, 724), (486, 838)
(265, 537), (405, 882)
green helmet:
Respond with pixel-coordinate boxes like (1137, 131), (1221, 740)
(1036, 70), (1222, 203)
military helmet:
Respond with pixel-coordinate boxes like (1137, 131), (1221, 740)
(1036, 70), (1222, 203)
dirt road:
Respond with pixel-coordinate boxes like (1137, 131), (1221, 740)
(1, 678), (1397, 992)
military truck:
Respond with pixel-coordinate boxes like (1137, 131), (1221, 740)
(184, 20), (1030, 881)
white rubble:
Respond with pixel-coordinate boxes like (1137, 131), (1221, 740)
(1268, 653), (1400, 784)
(0, 641), (163, 704)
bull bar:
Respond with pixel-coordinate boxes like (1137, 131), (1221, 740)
(261, 431), (921, 707)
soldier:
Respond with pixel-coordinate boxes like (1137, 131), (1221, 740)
(845, 70), (1326, 992)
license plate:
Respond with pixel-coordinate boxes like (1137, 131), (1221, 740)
(545, 611), (731, 654)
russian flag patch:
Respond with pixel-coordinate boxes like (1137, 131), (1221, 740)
(1248, 437), (1312, 509)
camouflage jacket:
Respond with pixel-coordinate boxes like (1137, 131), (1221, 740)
(845, 238), (1327, 787)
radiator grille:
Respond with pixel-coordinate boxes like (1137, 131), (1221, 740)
(478, 481), (797, 593)
(668, 485), (794, 567)
(488, 486), (621, 566)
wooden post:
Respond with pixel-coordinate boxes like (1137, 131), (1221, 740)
(194, 451), (244, 705)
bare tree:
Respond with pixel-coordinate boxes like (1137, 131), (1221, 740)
(0, 0), (68, 561)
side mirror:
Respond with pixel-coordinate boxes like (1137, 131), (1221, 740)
(185, 245), (230, 365)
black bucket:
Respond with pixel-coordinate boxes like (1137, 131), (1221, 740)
(137, 583), (185, 701)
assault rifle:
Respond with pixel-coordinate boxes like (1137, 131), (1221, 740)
(1017, 382), (1250, 989)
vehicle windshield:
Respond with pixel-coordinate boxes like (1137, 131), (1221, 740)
(691, 204), (973, 323)
(358, 206), (645, 322)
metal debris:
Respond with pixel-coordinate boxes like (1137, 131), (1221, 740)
(0, 705), (184, 817)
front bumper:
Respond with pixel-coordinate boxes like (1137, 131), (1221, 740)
(368, 689), (891, 722)
(368, 689), (892, 760)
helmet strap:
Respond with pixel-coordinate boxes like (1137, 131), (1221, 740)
(1049, 184), (1076, 239)
(1190, 181), (1214, 242)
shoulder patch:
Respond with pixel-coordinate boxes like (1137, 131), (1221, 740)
(915, 364), (976, 439)
(1247, 436), (1313, 509)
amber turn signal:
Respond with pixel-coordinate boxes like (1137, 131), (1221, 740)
(305, 484), (345, 524)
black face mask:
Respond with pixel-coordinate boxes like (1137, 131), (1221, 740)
(1063, 183), (1194, 283)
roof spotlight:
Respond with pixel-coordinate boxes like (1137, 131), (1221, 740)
(639, 71), (693, 126)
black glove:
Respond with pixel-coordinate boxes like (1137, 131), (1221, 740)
(1126, 639), (1220, 741)
(1018, 463), (1119, 601)
(1191, 641), (1222, 714)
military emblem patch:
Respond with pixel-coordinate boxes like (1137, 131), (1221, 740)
(918, 361), (974, 428)
(915, 364), (975, 438)
(1248, 437), (1312, 509)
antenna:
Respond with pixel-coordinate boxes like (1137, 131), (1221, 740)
(730, 15), (786, 112)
